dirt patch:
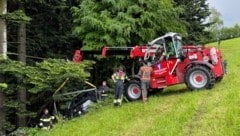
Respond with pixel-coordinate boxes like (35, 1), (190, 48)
(184, 92), (225, 136)
(184, 95), (209, 136)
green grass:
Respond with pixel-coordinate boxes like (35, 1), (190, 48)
(33, 38), (240, 136)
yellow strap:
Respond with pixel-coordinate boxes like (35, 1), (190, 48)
(85, 81), (96, 88)
(53, 79), (96, 96)
(53, 78), (69, 95)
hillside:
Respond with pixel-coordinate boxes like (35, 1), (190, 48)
(33, 38), (240, 136)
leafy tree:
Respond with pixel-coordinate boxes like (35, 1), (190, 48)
(6, 0), (32, 127)
(0, 58), (26, 132)
(220, 24), (240, 40)
(72, 0), (186, 49)
(173, 0), (211, 44)
(25, 0), (81, 58)
(2, 0), (93, 132)
(7, 0), (79, 61)
(26, 59), (94, 94)
(25, 59), (94, 118)
(207, 7), (224, 41)
(0, 58), (94, 133)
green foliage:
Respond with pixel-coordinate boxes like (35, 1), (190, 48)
(174, 0), (211, 44)
(26, 59), (94, 93)
(219, 24), (240, 40)
(7, 0), (80, 61)
(0, 59), (26, 76)
(72, 0), (186, 49)
(207, 7), (224, 38)
(5, 10), (31, 23)
(9, 127), (39, 136)
(207, 24), (240, 42)
(0, 83), (8, 89)
(0, 58), (94, 133)
(0, 59), (27, 132)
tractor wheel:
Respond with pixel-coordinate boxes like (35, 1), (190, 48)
(125, 80), (142, 101)
(185, 65), (215, 90)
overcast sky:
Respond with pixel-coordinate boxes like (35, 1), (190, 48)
(207, 0), (240, 27)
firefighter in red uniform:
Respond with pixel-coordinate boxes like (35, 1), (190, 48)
(138, 61), (153, 102)
(111, 66), (129, 106)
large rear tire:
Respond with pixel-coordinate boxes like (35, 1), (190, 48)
(125, 80), (142, 101)
(185, 65), (215, 90)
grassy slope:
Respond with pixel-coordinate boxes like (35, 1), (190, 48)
(34, 38), (240, 136)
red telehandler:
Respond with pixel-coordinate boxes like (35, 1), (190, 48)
(74, 32), (227, 101)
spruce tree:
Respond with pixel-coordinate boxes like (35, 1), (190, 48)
(174, 0), (211, 44)
(72, 0), (186, 49)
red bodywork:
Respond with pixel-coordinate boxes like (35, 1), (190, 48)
(73, 34), (225, 91)
(73, 50), (83, 63)
(129, 45), (225, 89)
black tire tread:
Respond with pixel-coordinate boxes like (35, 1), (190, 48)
(124, 80), (141, 101)
(185, 65), (215, 90)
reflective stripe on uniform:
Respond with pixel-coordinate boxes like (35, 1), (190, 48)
(140, 66), (152, 80)
(40, 118), (51, 122)
(51, 116), (55, 120)
(41, 126), (51, 130)
(113, 72), (128, 81)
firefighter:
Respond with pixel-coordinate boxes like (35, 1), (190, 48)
(98, 81), (109, 101)
(111, 66), (129, 106)
(39, 108), (55, 130)
(155, 44), (166, 62)
(138, 61), (153, 102)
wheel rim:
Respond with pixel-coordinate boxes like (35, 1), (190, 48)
(127, 84), (141, 99)
(189, 70), (208, 88)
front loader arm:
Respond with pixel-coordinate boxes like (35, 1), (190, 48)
(73, 45), (157, 63)
(101, 46), (133, 57)
(130, 45), (157, 59)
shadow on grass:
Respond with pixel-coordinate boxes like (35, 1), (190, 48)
(148, 87), (191, 98)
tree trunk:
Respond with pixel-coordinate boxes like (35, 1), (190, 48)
(17, 23), (26, 127)
(0, 83), (6, 135)
(0, 0), (7, 59)
(0, 0), (7, 135)
(18, 23), (26, 64)
(0, 87), (5, 136)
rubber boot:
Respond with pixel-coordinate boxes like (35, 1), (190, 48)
(113, 99), (118, 106)
(117, 99), (122, 107)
